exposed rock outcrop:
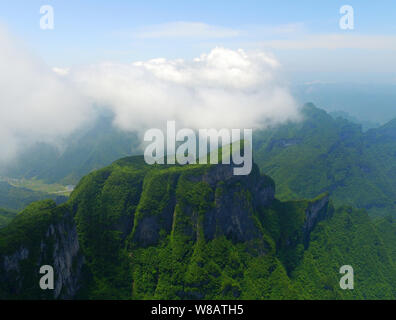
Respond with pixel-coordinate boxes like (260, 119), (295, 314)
(303, 194), (331, 245)
(0, 210), (84, 299)
(132, 163), (276, 246)
(45, 214), (84, 299)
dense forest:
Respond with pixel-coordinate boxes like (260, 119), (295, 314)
(1, 155), (396, 299)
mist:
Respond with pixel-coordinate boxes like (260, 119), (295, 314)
(0, 26), (93, 164)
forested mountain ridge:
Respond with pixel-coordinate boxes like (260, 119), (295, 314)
(1, 155), (396, 300)
(0, 208), (16, 229)
(3, 104), (396, 218)
(3, 104), (396, 219)
(254, 103), (396, 217)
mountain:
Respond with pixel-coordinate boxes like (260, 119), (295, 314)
(4, 105), (396, 218)
(329, 110), (379, 131)
(293, 207), (396, 299)
(254, 103), (396, 217)
(292, 82), (396, 124)
(1, 155), (396, 299)
(0, 208), (16, 229)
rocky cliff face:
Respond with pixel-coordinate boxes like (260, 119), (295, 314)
(131, 163), (276, 247)
(303, 194), (331, 245)
(0, 207), (84, 299)
(45, 213), (84, 299)
(202, 164), (275, 242)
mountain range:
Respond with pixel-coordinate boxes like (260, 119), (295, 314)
(2, 155), (396, 299)
(254, 103), (396, 217)
(2, 103), (396, 234)
(2, 103), (396, 299)
(8, 103), (396, 215)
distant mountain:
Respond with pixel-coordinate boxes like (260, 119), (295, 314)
(254, 103), (396, 217)
(292, 82), (396, 124)
(1, 114), (141, 185)
(1, 156), (396, 299)
(0, 181), (67, 212)
(329, 110), (380, 131)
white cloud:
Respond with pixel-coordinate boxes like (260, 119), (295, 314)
(52, 67), (70, 76)
(0, 24), (300, 164)
(70, 47), (299, 132)
(132, 21), (241, 39)
(0, 26), (93, 163)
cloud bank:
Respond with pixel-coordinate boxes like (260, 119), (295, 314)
(0, 26), (92, 164)
(70, 47), (299, 132)
(0, 26), (299, 163)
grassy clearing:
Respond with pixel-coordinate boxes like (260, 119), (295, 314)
(0, 177), (73, 196)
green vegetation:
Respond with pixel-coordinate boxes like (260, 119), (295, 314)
(293, 207), (396, 299)
(0, 181), (67, 212)
(4, 104), (396, 219)
(2, 177), (71, 195)
(1, 155), (396, 300)
(2, 104), (396, 299)
(0, 200), (72, 299)
(0, 208), (16, 228)
(254, 103), (396, 217)
(0, 200), (58, 254)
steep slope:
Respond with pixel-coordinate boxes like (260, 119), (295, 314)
(374, 215), (396, 265)
(0, 208), (16, 228)
(1, 155), (396, 300)
(254, 103), (396, 217)
(0, 156), (336, 299)
(293, 207), (396, 299)
(364, 119), (396, 206)
(0, 200), (84, 299)
(67, 156), (300, 299)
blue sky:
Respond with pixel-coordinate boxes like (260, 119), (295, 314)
(1, 0), (396, 83)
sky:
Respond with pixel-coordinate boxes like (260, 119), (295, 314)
(1, 0), (396, 83)
(0, 1), (396, 163)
